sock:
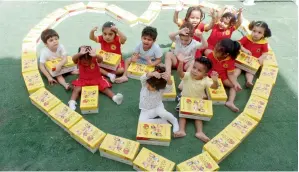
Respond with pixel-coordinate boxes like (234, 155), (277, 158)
(112, 93), (123, 105)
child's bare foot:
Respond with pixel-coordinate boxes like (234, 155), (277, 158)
(246, 81), (253, 88)
(64, 83), (71, 90)
(115, 75), (128, 84)
(174, 130), (186, 138)
(225, 101), (239, 112)
(195, 132), (210, 143)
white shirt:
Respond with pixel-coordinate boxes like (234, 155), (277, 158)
(39, 44), (67, 63)
(134, 42), (163, 64)
(139, 74), (172, 110)
(174, 35), (202, 62)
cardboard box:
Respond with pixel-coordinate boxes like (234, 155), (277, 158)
(251, 79), (273, 100)
(22, 53), (38, 73)
(80, 86), (99, 114)
(243, 95), (268, 122)
(176, 151), (219, 171)
(235, 52), (261, 75)
(127, 62), (155, 80)
(99, 134), (140, 165)
(263, 50), (278, 67)
(163, 76), (176, 101)
(64, 2), (86, 16)
(161, 0), (176, 9)
(206, 78), (227, 105)
(23, 30), (41, 44)
(22, 42), (37, 55)
(105, 4), (138, 27)
(48, 103), (82, 133)
(203, 131), (240, 163)
(22, 70), (45, 95)
(133, 147), (175, 171)
(224, 113), (258, 141)
(86, 2), (107, 13)
(97, 50), (121, 71)
(69, 119), (106, 153)
(179, 97), (213, 121)
(29, 87), (61, 115)
(45, 56), (77, 77)
(139, 10), (160, 26)
(46, 8), (70, 28)
(136, 122), (171, 146)
(148, 2), (162, 11)
(259, 66), (279, 85)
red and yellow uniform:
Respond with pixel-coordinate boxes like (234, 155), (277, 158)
(239, 35), (268, 58)
(207, 52), (235, 81)
(207, 23), (237, 50)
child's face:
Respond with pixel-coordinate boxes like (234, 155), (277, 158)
(219, 17), (231, 29)
(141, 35), (154, 50)
(214, 43), (228, 60)
(102, 27), (116, 43)
(46, 36), (59, 51)
(179, 35), (192, 46)
(191, 61), (208, 80)
(81, 58), (91, 67)
(251, 26), (265, 42)
(188, 10), (202, 27)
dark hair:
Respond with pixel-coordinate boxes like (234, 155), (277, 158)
(184, 6), (205, 26)
(248, 21), (272, 38)
(41, 29), (59, 44)
(216, 38), (241, 59)
(146, 65), (167, 91)
(102, 21), (116, 33)
(179, 21), (194, 37)
(77, 46), (92, 61)
(142, 26), (158, 41)
(195, 56), (213, 72)
(221, 12), (236, 26)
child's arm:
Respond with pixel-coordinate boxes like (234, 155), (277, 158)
(72, 46), (88, 64)
(39, 63), (57, 85)
(56, 56), (67, 72)
(169, 27), (189, 42)
(234, 8), (243, 29)
(111, 26), (127, 44)
(210, 71), (219, 89)
(177, 53), (185, 79)
(161, 72), (173, 92)
(89, 27), (98, 42)
(204, 9), (217, 31)
(146, 57), (161, 67)
(240, 46), (252, 55)
(195, 34), (208, 50)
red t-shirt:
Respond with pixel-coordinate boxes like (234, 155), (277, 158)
(97, 35), (122, 55)
(239, 35), (268, 58)
(178, 19), (206, 42)
(207, 23), (237, 48)
(207, 52), (235, 80)
(77, 57), (102, 80)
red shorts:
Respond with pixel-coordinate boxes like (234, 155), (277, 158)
(101, 59), (125, 74)
(72, 76), (112, 91)
(174, 57), (188, 72)
(195, 49), (203, 59)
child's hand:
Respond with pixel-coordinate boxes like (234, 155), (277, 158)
(88, 48), (97, 57)
(79, 46), (88, 55)
(131, 53), (139, 62)
(179, 27), (190, 36)
(210, 71), (219, 81)
(175, 0), (184, 12)
(151, 71), (161, 79)
(91, 26), (98, 32)
(194, 29), (202, 37)
(161, 72), (170, 81)
(234, 82), (242, 92)
(177, 53), (185, 62)
(258, 57), (264, 65)
(111, 26), (119, 33)
(243, 49), (252, 56)
(209, 9), (217, 22)
(146, 56), (153, 65)
(47, 76), (57, 85)
(237, 8), (243, 14)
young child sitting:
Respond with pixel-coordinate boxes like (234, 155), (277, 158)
(89, 21), (127, 83)
(235, 21), (272, 87)
(138, 65), (179, 134)
(115, 26), (163, 84)
(68, 46), (123, 110)
(174, 55), (219, 142)
(39, 29), (74, 90)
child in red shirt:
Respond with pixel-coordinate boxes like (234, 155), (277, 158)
(235, 21), (272, 87)
(89, 21), (127, 83)
(68, 46), (123, 110)
(207, 38), (241, 112)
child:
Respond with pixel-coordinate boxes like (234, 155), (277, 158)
(39, 29), (72, 90)
(165, 22), (208, 75)
(89, 21), (127, 83)
(115, 26), (163, 84)
(138, 65), (179, 134)
(68, 46), (123, 110)
(235, 21), (272, 87)
(207, 38), (241, 112)
(174, 55), (219, 142)
(204, 7), (243, 56)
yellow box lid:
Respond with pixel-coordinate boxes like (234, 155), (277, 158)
(163, 76), (176, 98)
(45, 56), (75, 71)
(22, 70), (45, 93)
(225, 113), (258, 141)
(207, 78), (227, 101)
(69, 119), (106, 149)
(46, 8), (69, 20)
(99, 134), (140, 161)
(244, 95), (268, 122)
(203, 130), (240, 163)
(263, 51), (278, 67)
(80, 86), (99, 110)
(136, 122), (171, 142)
(127, 62), (155, 76)
(139, 10), (159, 23)
(22, 57), (38, 73)
(86, 2), (108, 9)
(176, 151), (219, 171)
(48, 103), (83, 129)
(251, 79), (272, 100)
(105, 4), (138, 23)
(259, 66), (279, 85)
(64, 2), (86, 12)
(21, 51), (37, 59)
(22, 42), (36, 54)
(236, 52), (260, 71)
(133, 147), (175, 171)
(180, 97), (213, 117)
(97, 50), (121, 66)
(29, 87), (61, 112)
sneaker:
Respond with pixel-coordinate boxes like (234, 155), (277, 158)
(107, 73), (116, 83)
(68, 100), (77, 110)
(112, 93), (123, 105)
(175, 102), (180, 112)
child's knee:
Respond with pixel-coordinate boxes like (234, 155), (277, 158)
(73, 86), (82, 92)
(116, 68), (124, 75)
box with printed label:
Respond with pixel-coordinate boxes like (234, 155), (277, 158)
(162, 76), (176, 101)
(259, 66), (278, 85)
(251, 79), (272, 100)
(97, 49), (121, 71)
(127, 62), (155, 80)
(243, 95), (268, 122)
(235, 52), (261, 75)
(45, 56), (77, 77)
(206, 78), (227, 105)
(105, 4), (138, 27)
(179, 97), (213, 121)
(80, 86), (99, 114)
(86, 2), (107, 13)
(22, 70), (45, 95)
(64, 2), (86, 16)
(263, 50), (278, 67)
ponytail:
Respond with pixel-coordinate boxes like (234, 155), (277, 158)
(218, 39), (241, 59)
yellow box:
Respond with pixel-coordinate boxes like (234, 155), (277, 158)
(69, 119), (106, 153)
(80, 86), (99, 114)
(171, 42), (176, 49)
(235, 52), (261, 75)
(259, 66), (279, 85)
(23, 29), (42, 44)
(163, 76), (176, 101)
(139, 10), (160, 26)
(45, 56), (77, 77)
(22, 55), (38, 73)
(46, 8), (69, 22)
(244, 95), (268, 122)
(148, 2), (162, 11)
(224, 113), (258, 141)
(29, 87), (61, 115)
(251, 79), (273, 100)
(136, 122), (171, 146)
(22, 42), (37, 54)
(22, 70), (45, 95)
(99, 134), (140, 165)
(97, 49), (121, 71)
(176, 151), (219, 171)
(105, 4), (138, 27)
(48, 103), (82, 132)
(263, 50), (278, 67)
(206, 78), (227, 105)
(203, 131), (240, 163)
(86, 2), (107, 13)
(133, 147), (175, 171)
(127, 62), (155, 80)
(179, 97), (213, 121)
(64, 2), (86, 16)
